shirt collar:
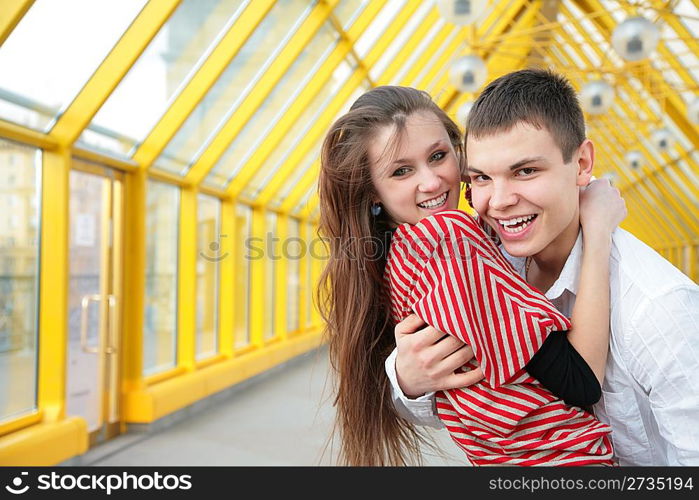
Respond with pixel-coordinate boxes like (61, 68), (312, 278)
(501, 230), (583, 300)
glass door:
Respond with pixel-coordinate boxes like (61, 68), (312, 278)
(66, 161), (124, 446)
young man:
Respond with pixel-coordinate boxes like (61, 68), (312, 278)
(386, 69), (699, 466)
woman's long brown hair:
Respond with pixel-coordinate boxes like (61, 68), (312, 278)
(317, 86), (464, 465)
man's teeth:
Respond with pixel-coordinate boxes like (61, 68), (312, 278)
(499, 214), (536, 233)
(418, 192), (448, 209)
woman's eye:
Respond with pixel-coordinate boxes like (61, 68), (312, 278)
(392, 166), (410, 177)
(430, 151), (446, 162)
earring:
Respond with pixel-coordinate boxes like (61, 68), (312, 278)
(370, 203), (382, 216)
(464, 186), (473, 208)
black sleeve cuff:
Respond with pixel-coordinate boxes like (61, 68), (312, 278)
(525, 330), (602, 407)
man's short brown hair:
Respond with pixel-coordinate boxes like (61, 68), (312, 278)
(466, 69), (586, 162)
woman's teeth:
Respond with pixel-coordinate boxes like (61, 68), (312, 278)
(499, 214), (537, 233)
(418, 192), (448, 209)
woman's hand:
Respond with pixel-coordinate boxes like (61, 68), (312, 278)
(579, 177), (627, 237)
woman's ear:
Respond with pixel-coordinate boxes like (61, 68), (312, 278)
(575, 139), (595, 187)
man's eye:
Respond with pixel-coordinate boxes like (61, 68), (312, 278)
(472, 174), (489, 182)
(517, 167), (536, 176)
(392, 166), (410, 177)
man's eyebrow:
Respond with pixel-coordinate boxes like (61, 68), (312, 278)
(466, 157), (546, 173)
(391, 141), (445, 165)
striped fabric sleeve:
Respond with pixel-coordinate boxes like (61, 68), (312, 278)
(387, 210), (571, 387)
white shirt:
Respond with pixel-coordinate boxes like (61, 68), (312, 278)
(386, 228), (699, 465)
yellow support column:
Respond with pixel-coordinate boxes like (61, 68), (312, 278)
(177, 186), (197, 370)
(218, 198), (236, 357)
(121, 169), (147, 418)
(37, 147), (70, 423)
(249, 207), (266, 348)
(275, 214), (289, 341)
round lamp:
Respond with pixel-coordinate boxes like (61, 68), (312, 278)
(580, 80), (615, 115)
(651, 128), (673, 153)
(449, 55), (487, 93)
(437, 0), (488, 25)
(626, 150), (644, 170)
(612, 17), (660, 61)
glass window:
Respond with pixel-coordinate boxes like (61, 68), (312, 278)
(143, 181), (179, 376)
(234, 57), (353, 196)
(332, 0), (369, 30)
(196, 194), (221, 360)
(78, 0), (248, 158)
(286, 218), (300, 333)
(0, 0), (146, 131)
(234, 204), (252, 348)
(269, 145), (320, 210)
(153, 0), (315, 177)
(354, 0), (406, 59)
(0, 139), (40, 422)
(264, 212), (277, 340)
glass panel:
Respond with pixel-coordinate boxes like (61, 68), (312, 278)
(234, 204), (251, 348)
(286, 218), (300, 333)
(369, 1), (435, 82)
(392, 20), (446, 86)
(200, 21), (339, 186)
(154, 0), (315, 176)
(143, 181), (179, 375)
(196, 194), (221, 359)
(240, 63), (366, 198)
(0, 139), (40, 422)
(269, 145), (320, 209)
(264, 212), (277, 340)
(0, 0), (146, 131)
(66, 169), (107, 432)
(332, 0), (369, 30)
(78, 0), (248, 158)
(354, 0), (406, 59)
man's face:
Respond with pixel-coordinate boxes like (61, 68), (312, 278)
(466, 122), (589, 258)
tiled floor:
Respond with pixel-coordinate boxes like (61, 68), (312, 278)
(76, 347), (465, 466)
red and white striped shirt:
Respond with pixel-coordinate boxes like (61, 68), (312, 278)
(385, 210), (613, 466)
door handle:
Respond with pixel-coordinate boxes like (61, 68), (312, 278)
(80, 294), (101, 354)
(106, 294), (118, 355)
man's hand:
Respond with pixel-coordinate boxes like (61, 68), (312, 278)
(395, 314), (484, 398)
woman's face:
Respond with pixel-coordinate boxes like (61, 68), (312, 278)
(368, 111), (461, 225)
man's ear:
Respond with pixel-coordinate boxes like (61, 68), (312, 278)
(575, 139), (595, 187)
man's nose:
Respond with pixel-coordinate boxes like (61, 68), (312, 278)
(489, 183), (517, 210)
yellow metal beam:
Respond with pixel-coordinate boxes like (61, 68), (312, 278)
(228, 0), (388, 203)
(574, 0), (699, 150)
(37, 148), (71, 422)
(132, 0), (275, 170)
(49, 0), (181, 148)
(0, 118), (57, 151)
(275, 0), (427, 212)
(0, 0), (33, 47)
(185, 0), (341, 186)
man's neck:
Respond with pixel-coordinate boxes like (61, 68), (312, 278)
(528, 219), (580, 292)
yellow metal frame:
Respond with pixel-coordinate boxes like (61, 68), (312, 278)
(185, 0), (341, 186)
(133, 0), (276, 169)
(49, 0), (182, 147)
(0, 0), (33, 47)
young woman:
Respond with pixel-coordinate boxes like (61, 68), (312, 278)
(317, 86), (625, 466)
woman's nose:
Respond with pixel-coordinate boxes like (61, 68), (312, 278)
(418, 168), (441, 192)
